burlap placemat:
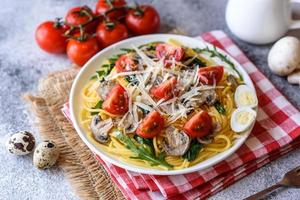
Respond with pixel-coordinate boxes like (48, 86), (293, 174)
(23, 67), (125, 200)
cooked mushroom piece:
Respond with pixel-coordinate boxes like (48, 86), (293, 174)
(227, 74), (239, 90)
(90, 115), (113, 143)
(96, 81), (115, 100)
(162, 126), (191, 156)
(200, 89), (218, 106)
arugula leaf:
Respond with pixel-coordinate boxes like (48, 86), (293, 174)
(134, 135), (155, 156)
(115, 131), (173, 169)
(120, 48), (136, 53)
(189, 57), (206, 67)
(90, 100), (103, 116)
(90, 64), (114, 81)
(183, 139), (202, 161)
(193, 46), (243, 81)
(214, 101), (226, 115)
(138, 41), (162, 51)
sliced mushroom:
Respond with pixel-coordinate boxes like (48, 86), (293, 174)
(96, 81), (115, 100)
(90, 115), (113, 143)
(199, 89), (218, 106)
(162, 126), (191, 156)
(197, 122), (221, 144)
(227, 74), (239, 90)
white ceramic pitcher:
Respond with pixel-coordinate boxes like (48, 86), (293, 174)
(226, 0), (300, 44)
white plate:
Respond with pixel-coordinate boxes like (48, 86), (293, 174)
(69, 34), (257, 175)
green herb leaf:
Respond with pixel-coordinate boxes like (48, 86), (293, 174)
(193, 47), (243, 81)
(183, 139), (202, 161)
(138, 41), (162, 51)
(125, 75), (139, 85)
(120, 48), (136, 53)
(90, 100), (103, 116)
(115, 131), (173, 169)
(214, 101), (226, 115)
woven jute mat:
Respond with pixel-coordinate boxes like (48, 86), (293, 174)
(23, 67), (125, 200)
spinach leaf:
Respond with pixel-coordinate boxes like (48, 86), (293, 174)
(214, 101), (226, 115)
(90, 100), (103, 116)
(183, 139), (202, 161)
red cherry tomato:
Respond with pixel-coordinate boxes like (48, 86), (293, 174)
(136, 111), (165, 138)
(125, 5), (160, 35)
(198, 66), (224, 85)
(115, 54), (137, 72)
(150, 77), (178, 101)
(156, 44), (184, 63)
(35, 20), (68, 54)
(96, 21), (129, 48)
(66, 35), (100, 66)
(95, 0), (127, 20)
(183, 111), (213, 138)
(65, 6), (98, 33)
(102, 84), (129, 115)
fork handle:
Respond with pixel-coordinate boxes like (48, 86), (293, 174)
(244, 183), (282, 200)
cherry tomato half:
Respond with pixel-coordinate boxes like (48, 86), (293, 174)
(150, 77), (178, 101)
(183, 111), (213, 138)
(95, 0), (127, 20)
(136, 111), (165, 138)
(156, 44), (184, 63)
(65, 6), (98, 33)
(115, 54), (137, 72)
(35, 20), (68, 54)
(96, 21), (129, 48)
(102, 83), (129, 115)
(125, 5), (160, 35)
(198, 66), (224, 85)
(66, 35), (100, 66)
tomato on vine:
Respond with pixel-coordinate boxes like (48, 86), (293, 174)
(66, 34), (100, 66)
(95, 0), (127, 20)
(125, 5), (160, 35)
(96, 21), (129, 48)
(65, 6), (98, 33)
(35, 19), (68, 54)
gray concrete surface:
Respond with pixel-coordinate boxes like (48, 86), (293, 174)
(0, 0), (299, 199)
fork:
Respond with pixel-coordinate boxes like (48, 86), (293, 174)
(244, 165), (300, 200)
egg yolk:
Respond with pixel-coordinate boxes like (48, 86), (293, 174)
(239, 91), (256, 106)
(237, 111), (255, 125)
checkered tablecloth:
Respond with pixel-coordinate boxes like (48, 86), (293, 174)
(62, 30), (300, 200)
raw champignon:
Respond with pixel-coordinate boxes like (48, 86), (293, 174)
(90, 115), (113, 143)
(162, 126), (191, 156)
(96, 81), (115, 100)
(227, 74), (239, 90)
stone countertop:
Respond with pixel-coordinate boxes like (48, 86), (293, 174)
(0, 0), (299, 199)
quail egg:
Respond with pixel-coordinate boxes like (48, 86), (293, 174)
(33, 140), (59, 170)
(6, 131), (36, 155)
(234, 85), (258, 108)
(230, 107), (257, 133)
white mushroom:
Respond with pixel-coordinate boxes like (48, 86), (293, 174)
(287, 70), (300, 85)
(90, 115), (113, 143)
(268, 36), (300, 76)
(162, 126), (191, 156)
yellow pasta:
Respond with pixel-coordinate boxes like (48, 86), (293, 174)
(78, 40), (242, 170)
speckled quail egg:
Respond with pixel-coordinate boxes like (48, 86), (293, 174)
(6, 131), (36, 155)
(33, 140), (59, 170)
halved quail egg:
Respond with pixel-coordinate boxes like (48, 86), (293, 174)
(230, 107), (257, 133)
(234, 85), (258, 108)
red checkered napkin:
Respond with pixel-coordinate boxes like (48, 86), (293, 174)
(62, 30), (300, 200)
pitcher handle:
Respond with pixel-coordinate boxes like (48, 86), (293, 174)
(290, 0), (300, 29)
